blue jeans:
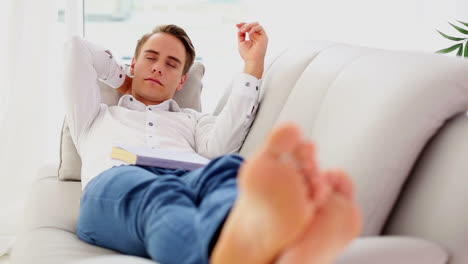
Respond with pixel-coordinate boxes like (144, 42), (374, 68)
(77, 154), (243, 264)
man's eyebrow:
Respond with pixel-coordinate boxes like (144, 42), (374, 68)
(144, 49), (159, 56)
(144, 49), (182, 65)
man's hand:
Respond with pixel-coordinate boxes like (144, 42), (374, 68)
(237, 22), (268, 79)
(116, 74), (133, 95)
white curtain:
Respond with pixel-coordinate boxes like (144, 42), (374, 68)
(0, 0), (64, 251)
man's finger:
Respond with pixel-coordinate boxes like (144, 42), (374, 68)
(236, 22), (246, 28)
(240, 22), (260, 33)
(241, 22), (259, 33)
(249, 25), (264, 35)
(237, 22), (247, 43)
(237, 30), (246, 43)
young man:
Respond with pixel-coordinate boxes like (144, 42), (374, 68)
(66, 22), (361, 264)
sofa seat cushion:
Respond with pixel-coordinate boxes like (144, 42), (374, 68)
(71, 255), (158, 264)
(11, 228), (121, 264)
(337, 236), (448, 264)
(10, 177), (154, 264)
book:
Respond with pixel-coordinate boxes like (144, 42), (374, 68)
(111, 144), (210, 171)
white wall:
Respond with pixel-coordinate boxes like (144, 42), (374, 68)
(249, 0), (460, 55)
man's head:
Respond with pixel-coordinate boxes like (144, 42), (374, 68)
(129, 25), (195, 105)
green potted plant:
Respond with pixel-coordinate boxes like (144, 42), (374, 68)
(436, 20), (468, 57)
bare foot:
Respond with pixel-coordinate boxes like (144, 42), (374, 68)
(210, 123), (326, 264)
(275, 169), (362, 264)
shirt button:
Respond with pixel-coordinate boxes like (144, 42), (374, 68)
(256, 86), (259, 91)
(119, 74), (122, 78)
(149, 107), (152, 111)
(148, 122), (154, 126)
(130, 98), (133, 101)
(245, 82), (250, 87)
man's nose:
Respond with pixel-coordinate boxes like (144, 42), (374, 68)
(152, 63), (163, 75)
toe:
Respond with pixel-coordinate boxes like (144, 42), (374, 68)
(265, 123), (303, 158)
(295, 141), (319, 182)
(293, 141), (325, 201)
(327, 169), (355, 200)
(309, 173), (332, 207)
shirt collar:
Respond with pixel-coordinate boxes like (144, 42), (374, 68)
(117, 95), (181, 112)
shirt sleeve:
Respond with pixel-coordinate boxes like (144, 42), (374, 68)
(194, 73), (261, 159)
(63, 36), (126, 151)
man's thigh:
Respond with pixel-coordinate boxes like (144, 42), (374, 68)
(77, 165), (173, 257)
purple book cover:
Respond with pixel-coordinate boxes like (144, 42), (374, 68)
(136, 155), (207, 171)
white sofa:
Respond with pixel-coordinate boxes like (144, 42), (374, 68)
(10, 40), (468, 264)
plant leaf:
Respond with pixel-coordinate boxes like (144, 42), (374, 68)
(457, 20), (468, 28)
(437, 30), (466, 41)
(457, 45), (463, 56)
(436, 43), (463, 54)
(465, 42), (468, 57)
(449, 22), (468, 35)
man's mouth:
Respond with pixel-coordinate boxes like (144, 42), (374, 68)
(144, 78), (163, 86)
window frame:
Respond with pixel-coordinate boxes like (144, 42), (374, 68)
(65, 0), (85, 38)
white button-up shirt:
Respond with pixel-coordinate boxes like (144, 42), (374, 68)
(64, 37), (261, 190)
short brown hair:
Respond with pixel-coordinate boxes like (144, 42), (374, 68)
(134, 25), (195, 75)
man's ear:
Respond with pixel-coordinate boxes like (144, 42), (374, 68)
(176, 74), (188, 91)
(130, 58), (136, 76)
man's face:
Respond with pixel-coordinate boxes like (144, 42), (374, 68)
(130, 32), (187, 105)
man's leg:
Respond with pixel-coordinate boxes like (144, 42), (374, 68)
(77, 165), (206, 264)
(177, 155), (244, 263)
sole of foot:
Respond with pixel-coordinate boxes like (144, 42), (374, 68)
(211, 123), (325, 264)
(275, 169), (362, 264)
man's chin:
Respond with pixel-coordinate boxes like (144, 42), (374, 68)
(141, 94), (172, 104)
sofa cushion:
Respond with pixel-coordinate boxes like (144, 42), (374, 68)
(336, 236), (448, 264)
(239, 41), (337, 156)
(58, 62), (205, 181)
(11, 228), (119, 264)
(384, 113), (468, 264)
(71, 255), (157, 264)
(241, 41), (468, 235)
(304, 49), (468, 235)
(11, 177), (127, 264)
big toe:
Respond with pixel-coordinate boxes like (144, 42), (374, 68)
(264, 123), (303, 157)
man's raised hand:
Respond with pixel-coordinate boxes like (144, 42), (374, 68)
(237, 22), (268, 79)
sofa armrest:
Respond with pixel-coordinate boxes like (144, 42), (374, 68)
(37, 163), (60, 180)
(19, 176), (82, 234)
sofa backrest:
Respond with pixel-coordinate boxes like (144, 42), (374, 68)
(384, 112), (468, 264)
(239, 41), (468, 238)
